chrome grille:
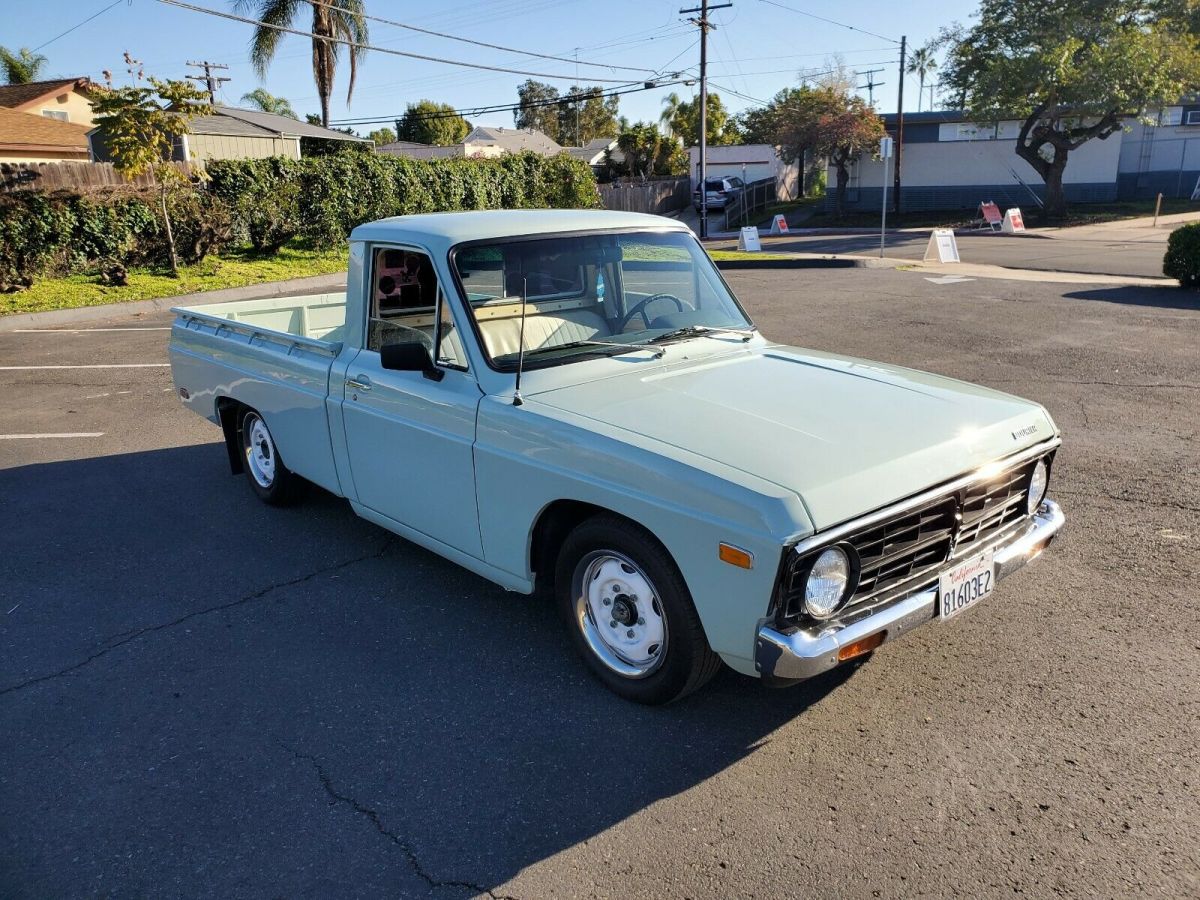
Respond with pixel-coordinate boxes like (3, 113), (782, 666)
(779, 456), (1042, 624)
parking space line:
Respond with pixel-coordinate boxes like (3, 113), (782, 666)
(11, 327), (172, 333)
(0, 364), (169, 370)
(0, 433), (105, 439)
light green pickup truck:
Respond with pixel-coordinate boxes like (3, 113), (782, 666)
(169, 210), (1064, 704)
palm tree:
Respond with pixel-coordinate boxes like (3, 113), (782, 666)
(240, 87), (297, 118)
(233, 1), (368, 127)
(907, 45), (937, 112)
(0, 46), (48, 85)
(659, 92), (683, 136)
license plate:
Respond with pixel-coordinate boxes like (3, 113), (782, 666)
(939, 551), (995, 620)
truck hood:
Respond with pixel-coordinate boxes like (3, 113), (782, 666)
(527, 344), (1057, 530)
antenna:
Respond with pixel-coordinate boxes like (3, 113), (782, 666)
(513, 276), (529, 406)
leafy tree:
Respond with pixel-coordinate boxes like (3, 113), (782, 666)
(514, 79), (561, 142)
(0, 46), (47, 84)
(240, 87), (297, 118)
(367, 126), (396, 145)
(938, 0), (1200, 220)
(662, 92), (740, 146)
(735, 104), (778, 145)
(394, 100), (470, 145)
(612, 123), (687, 180)
(659, 92), (683, 137)
(88, 77), (212, 275)
(557, 86), (618, 146)
(233, 0), (368, 127)
(907, 44), (938, 112)
(764, 85), (884, 215)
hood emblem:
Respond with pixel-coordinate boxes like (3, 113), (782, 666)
(1011, 424), (1038, 441)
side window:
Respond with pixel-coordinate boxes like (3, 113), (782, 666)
(367, 246), (465, 370)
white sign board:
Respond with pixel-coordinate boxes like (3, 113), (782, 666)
(738, 226), (761, 252)
(1000, 207), (1026, 234)
(923, 229), (960, 263)
(880, 136), (894, 158)
(769, 214), (789, 235)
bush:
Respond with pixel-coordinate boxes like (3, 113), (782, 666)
(1164, 222), (1200, 287)
(0, 151), (602, 290)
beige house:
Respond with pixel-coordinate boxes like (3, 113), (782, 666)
(378, 126), (563, 161)
(89, 105), (368, 163)
(0, 105), (92, 163)
(0, 77), (96, 128)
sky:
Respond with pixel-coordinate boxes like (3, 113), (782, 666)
(11, 0), (978, 135)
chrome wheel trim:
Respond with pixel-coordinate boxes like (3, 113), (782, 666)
(571, 550), (668, 679)
(243, 414), (276, 488)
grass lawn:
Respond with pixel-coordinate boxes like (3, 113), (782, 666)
(707, 249), (796, 261)
(2, 244), (348, 317)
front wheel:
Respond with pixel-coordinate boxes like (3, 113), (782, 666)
(239, 409), (306, 506)
(556, 516), (722, 704)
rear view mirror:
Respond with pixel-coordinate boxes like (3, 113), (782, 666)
(380, 342), (443, 381)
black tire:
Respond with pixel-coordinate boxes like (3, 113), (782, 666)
(555, 515), (722, 704)
(238, 408), (306, 506)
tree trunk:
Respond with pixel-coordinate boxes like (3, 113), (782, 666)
(160, 184), (179, 277)
(1041, 157), (1068, 221)
(834, 159), (850, 217)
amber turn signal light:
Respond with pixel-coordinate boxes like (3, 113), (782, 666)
(718, 543), (754, 569)
(837, 631), (886, 661)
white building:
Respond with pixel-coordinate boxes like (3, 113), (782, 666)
(688, 144), (799, 198)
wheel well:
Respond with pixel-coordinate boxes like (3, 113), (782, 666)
(216, 397), (247, 475)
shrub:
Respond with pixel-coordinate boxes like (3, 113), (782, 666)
(207, 157), (302, 252)
(1164, 222), (1200, 287)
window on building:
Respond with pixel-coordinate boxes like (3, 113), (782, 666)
(41, 110), (69, 122)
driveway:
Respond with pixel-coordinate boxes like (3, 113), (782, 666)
(2, 270), (1198, 897)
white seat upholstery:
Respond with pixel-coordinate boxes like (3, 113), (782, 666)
(478, 307), (611, 358)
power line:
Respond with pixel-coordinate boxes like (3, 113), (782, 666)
(307, 0), (658, 74)
(33, 0), (125, 52)
(330, 78), (689, 127)
(755, 0), (900, 45)
(155, 0), (632, 83)
(186, 59), (231, 104)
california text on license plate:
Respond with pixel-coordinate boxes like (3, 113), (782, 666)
(939, 551), (995, 620)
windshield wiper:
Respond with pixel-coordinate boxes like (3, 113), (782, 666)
(645, 325), (756, 345)
(520, 339), (666, 359)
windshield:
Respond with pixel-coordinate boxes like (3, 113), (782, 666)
(451, 230), (754, 371)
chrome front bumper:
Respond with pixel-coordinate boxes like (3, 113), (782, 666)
(755, 499), (1065, 681)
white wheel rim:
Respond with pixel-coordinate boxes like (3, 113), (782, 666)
(572, 550), (668, 679)
(244, 415), (276, 488)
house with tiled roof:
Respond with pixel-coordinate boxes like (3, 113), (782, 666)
(0, 105), (92, 163)
(0, 77), (96, 128)
(377, 126), (564, 161)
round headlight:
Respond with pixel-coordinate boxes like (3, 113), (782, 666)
(804, 547), (851, 619)
(1027, 459), (1048, 515)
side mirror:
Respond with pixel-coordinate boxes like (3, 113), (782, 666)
(379, 342), (443, 381)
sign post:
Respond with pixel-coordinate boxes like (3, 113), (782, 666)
(879, 136), (894, 258)
(1000, 207), (1026, 234)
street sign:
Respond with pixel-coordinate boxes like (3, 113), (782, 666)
(880, 136), (894, 158)
(769, 214), (789, 235)
(1001, 207), (1026, 233)
(978, 201), (1003, 231)
(923, 229), (961, 263)
(738, 226), (761, 251)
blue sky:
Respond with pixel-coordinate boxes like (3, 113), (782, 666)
(15, 0), (976, 134)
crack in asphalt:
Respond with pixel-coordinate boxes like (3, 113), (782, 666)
(282, 743), (517, 900)
(0, 541), (393, 698)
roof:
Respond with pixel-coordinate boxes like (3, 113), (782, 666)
(0, 106), (91, 152)
(464, 125), (563, 155)
(881, 110), (969, 125)
(567, 137), (616, 163)
(202, 106), (369, 141)
(349, 209), (687, 251)
(0, 78), (91, 111)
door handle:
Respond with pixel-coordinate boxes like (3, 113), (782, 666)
(345, 375), (372, 392)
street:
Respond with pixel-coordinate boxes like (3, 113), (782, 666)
(2, 268), (1198, 898)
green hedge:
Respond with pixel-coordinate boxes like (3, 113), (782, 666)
(1163, 222), (1200, 287)
(0, 151), (601, 292)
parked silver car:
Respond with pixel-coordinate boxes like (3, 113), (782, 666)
(693, 176), (744, 212)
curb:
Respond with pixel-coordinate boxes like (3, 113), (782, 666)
(715, 257), (867, 270)
(0, 272), (348, 332)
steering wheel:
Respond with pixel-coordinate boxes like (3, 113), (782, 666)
(618, 293), (687, 330)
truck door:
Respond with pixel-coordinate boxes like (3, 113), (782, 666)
(340, 244), (483, 557)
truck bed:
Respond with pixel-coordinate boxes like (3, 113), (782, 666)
(168, 292), (351, 496)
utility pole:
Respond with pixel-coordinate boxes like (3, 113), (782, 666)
(681, 0), (731, 240)
(186, 60), (230, 105)
(856, 68), (884, 107)
(894, 35), (906, 217)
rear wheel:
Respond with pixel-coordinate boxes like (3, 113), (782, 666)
(239, 409), (305, 506)
(556, 515), (722, 704)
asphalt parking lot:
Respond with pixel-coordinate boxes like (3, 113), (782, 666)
(2, 268), (1198, 898)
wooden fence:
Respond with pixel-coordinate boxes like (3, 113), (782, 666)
(598, 177), (690, 215)
(0, 161), (194, 193)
